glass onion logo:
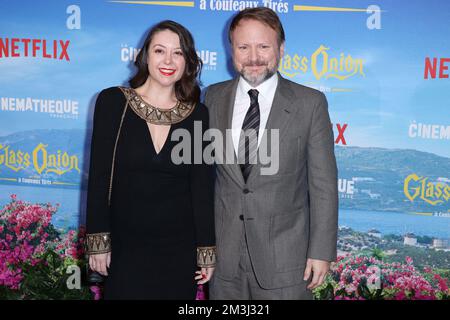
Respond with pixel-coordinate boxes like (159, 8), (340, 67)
(404, 174), (450, 205)
(279, 45), (365, 81)
(0, 143), (80, 176)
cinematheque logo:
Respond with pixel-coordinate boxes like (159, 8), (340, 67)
(0, 37), (70, 61)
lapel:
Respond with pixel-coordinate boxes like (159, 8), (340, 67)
(215, 73), (297, 186)
(215, 77), (246, 187)
(247, 73), (297, 183)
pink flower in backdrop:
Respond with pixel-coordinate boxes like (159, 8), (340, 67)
(434, 274), (449, 292)
(53, 227), (86, 260)
(322, 254), (450, 300)
(0, 195), (86, 291)
(2, 195), (449, 300)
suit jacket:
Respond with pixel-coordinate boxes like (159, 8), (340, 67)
(204, 73), (338, 289)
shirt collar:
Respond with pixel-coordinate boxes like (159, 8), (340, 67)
(237, 72), (278, 102)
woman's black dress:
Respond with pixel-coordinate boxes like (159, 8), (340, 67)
(86, 87), (215, 299)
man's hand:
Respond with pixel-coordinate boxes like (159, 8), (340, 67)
(303, 258), (330, 290)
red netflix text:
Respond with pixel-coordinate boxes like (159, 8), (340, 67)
(424, 57), (450, 79)
(0, 38), (70, 61)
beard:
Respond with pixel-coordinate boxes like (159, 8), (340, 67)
(238, 58), (278, 87)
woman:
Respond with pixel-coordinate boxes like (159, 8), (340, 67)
(85, 20), (215, 299)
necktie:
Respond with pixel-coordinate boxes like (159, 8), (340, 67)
(238, 89), (260, 182)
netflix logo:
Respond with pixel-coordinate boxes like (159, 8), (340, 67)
(424, 57), (450, 79)
(332, 123), (348, 145)
(0, 38), (70, 61)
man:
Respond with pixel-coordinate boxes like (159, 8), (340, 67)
(204, 7), (338, 299)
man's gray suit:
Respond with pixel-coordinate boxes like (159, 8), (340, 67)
(204, 73), (338, 297)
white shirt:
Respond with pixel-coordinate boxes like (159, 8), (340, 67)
(231, 73), (278, 156)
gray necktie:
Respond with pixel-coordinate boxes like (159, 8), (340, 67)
(238, 89), (260, 182)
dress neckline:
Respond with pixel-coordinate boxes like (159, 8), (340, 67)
(119, 86), (195, 125)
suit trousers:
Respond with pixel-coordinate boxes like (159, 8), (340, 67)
(210, 228), (314, 300)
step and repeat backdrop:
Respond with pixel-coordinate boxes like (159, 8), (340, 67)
(0, 0), (449, 298)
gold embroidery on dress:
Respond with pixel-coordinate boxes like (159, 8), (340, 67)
(120, 87), (195, 125)
(86, 232), (111, 255)
(197, 246), (216, 267)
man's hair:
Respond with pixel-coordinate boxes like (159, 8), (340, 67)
(228, 7), (285, 47)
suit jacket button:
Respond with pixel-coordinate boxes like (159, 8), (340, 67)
(239, 214), (244, 220)
(243, 188), (250, 194)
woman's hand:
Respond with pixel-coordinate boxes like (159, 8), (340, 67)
(194, 266), (215, 284)
(89, 252), (111, 276)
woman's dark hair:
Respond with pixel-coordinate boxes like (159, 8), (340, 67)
(129, 20), (202, 104)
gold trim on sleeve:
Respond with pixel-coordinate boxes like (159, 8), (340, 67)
(197, 246), (216, 267)
(86, 232), (111, 255)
